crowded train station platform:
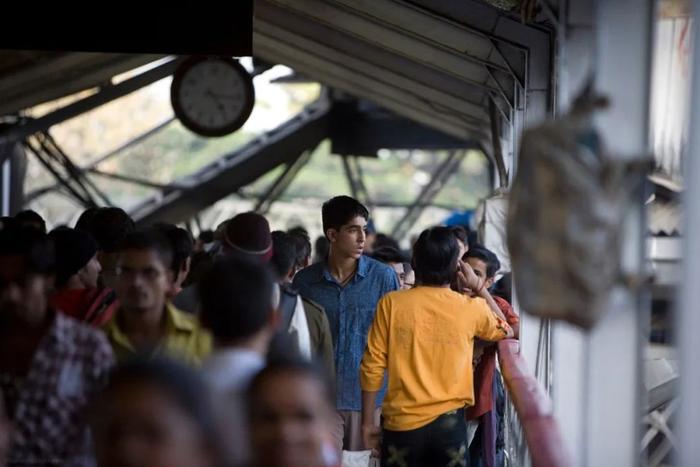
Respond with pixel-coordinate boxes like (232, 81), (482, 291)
(0, 0), (696, 466)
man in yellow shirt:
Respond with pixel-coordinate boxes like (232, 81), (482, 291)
(103, 229), (211, 367)
(360, 226), (512, 467)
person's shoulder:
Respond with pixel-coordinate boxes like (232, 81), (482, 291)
(301, 296), (325, 313)
(56, 313), (114, 356)
(493, 295), (519, 322)
(293, 263), (323, 285)
(169, 304), (212, 358)
(386, 287), (408, 299)
(363, 256), (397, 279)
(168, 303), (210, 340)
(57, 312), (104, 339)
(363, 255), (389, 271)
(493, 295), (513, 312)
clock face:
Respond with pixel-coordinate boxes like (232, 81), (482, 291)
(171, 57), (255, 137)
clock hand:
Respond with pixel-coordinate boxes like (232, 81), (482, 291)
(205, 89), (227, 115)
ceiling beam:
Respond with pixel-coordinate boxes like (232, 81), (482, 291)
(0, 54), (164, 117)
(263, 0), (515, 104)
(0, 58), (181, 146)
(255, 20), (490, 124)
(255, 40), (488, 141)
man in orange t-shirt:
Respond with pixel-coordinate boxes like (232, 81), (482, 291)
(360, 227), (513, 467)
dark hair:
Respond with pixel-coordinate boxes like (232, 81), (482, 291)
(198, 230), (215, 244)
(270, 231), (297, 281)
(198, 257), (274, 342)
(313, 235), (329, 263)
(492, 272), (512, 302)
(0, 226), (55, 275)
(15, 210), (46, 233)
(0, 216), (17, 232)
(154, 223), (193, 276)
(118, 229), (174, 271)
(374, 233), (401, 252)
(412, 226), (459, 286)
(465, 244), (501, 278)
(371, 246), (405, 264)
(450, 226), (469, 248)
(182, 250), (213, 288)
(247, 358), (335, 410)
(87, 207), (135, 253)
(99, 356), (220, 451)
(74, 207), (100, 232)
(321, 196), (369, 236)
(287, 227), (311, 270)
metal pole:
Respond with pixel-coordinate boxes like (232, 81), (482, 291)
(341, 155), (359, 199)
(677, 1), (700, 464)
(585, 1), (653, 466)
(1, 159), (10, 216)
(549, 1), (653, 465)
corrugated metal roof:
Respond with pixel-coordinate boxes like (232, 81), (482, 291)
(254, 0), (553, 146)
(0, 51), (162, 117)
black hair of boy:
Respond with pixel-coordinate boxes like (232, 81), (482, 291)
(0, 226), (55, 275)
(371, 246), (405, 265)
(154, 223), (194, 276)
(411, 226), (459, 286)
(15, 210), (46, 234)
(118, 229), (174, 269)
(287, 227), (312, 269)
(465, 244), (501, 278)
(450, 225), (469, 248)
(198, 257), (274, 343)
(89, 207), (136, 253)
(321, 196), (369, 236)
(270, 231), (297, 281)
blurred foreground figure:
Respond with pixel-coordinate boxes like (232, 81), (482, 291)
(0, 226), (114, 465)
(199, 256), (279, 467)
(91, 357), (221, 467)
(248, 360), (340, 467)
(0, 397), (9, 467)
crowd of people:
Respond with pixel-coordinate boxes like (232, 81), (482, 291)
(0, 195), (517, 467)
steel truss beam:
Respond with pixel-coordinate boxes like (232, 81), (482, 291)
(254, 149), (314, 215)
(23, 131), (112, 207)
(391, 150), (464, 239)
(130, 98), (333, 225)
(0, 58), (181, 146)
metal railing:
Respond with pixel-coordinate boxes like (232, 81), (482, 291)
(498, 338), (570, 467)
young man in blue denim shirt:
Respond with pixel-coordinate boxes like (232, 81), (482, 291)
(293, 196), (400, 451)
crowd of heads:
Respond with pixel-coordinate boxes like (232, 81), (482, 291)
(0, 199), (508, 467)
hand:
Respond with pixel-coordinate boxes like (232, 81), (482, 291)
(456, 260), (481, 295)
(362, 424), (381, 456)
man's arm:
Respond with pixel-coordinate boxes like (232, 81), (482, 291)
(457, 260), (513, 339)
(457, 261), (513, 338)
(361, 390), (381, 452)
(492, 295), (520, 339)
(477, 288), (514, 338)
(359, 297), (390, 451)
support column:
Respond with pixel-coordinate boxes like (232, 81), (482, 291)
(549, 1), (653, 466)
(0, 140), (26, 216)
(677, 0), (700, 464)
(589, 1), (653, 463)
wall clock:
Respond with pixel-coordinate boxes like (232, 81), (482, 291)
(171, 56), (255, 137)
